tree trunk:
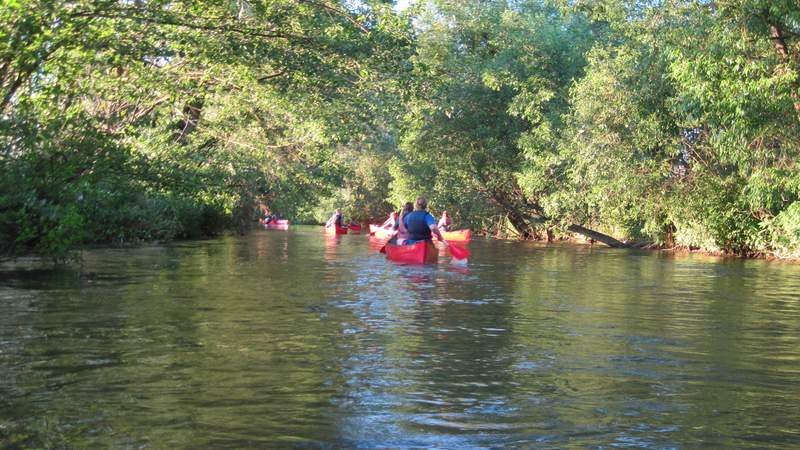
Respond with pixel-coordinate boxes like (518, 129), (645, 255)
(487, 186), (543, 239)
(566, 224), (627, 248)
(485, 181), (627, 247)
(768, 22), (800, 116)
(174, 99), (204, 143)
(476, 169), (628, 247)
(0, 73), (26, 114)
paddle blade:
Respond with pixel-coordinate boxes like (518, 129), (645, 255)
(448, 243), (470, 260)
(451, 256), (468, 266)
(379, 244), (387, 254)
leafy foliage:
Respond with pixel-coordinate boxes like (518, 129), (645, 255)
(554, 0), (800, 255)
(392, 0), (595, 237)
(2, 0), (799, 259)
(1, 0), (410, 257)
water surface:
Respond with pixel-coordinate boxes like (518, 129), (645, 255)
(2, 227), (800, 448)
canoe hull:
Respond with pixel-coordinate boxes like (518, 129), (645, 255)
(441, 229), (471, 242)
(325, 225), (348, 235)
(373, 224), (470, 242)
(385, 241), (438, 265)
(369, 224), (393, 239)
(262, 219), (289, 229)
(261, 219), (289, 225)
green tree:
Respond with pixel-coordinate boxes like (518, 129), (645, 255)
(1, 0), (411, 257)
(558, 0), (800, 255)
(394, 0), (596, 238)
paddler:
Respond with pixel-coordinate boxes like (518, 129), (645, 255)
(326, 208), (344, 229)
(393, 202), (413, 245)
(437, 211), (452, 231)
(403, 196), (447, 246)
(380, 211), (397, 229)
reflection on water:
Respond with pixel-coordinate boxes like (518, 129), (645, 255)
(2, 227), (800, 448)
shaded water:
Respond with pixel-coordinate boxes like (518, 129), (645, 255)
(2, 227), (800, 448)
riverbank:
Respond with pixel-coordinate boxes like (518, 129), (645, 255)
(530, 231), (800, 263)
(3, 223), (798, 270)
(652, 245), (800, 264)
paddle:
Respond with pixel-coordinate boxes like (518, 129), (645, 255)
(444, 241), (470, 260)
(378, 235), (397, 254)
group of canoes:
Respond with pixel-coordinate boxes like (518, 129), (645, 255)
(263, 197), (471, 264)
(346, 196), (471, 264)
(369, 224), (471, 242)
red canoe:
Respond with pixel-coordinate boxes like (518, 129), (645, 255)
(441, 229), (471, 242)
(384, 241), (438, 264)
(325, 225), (348, 235)
(369, 224), (394, 239)
(260, 219), (289, 225)
(350, 224), (362, 231)
(262, 219), (289, 229)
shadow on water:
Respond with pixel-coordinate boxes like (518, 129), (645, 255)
(1, 227), (800, 448)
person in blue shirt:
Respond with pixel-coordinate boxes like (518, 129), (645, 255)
(403, 196), (447, 246)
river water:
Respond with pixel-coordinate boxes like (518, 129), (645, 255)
(1, 227), (800, 448)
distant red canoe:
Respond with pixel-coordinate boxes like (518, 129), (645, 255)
(350, 224), (362, 232)
(325, 225), (348, 235)
(262, 219), (289, 226)
(441, 229), (471, 242)
(384, 241), (438, 264)
(261, 219), (289, 229)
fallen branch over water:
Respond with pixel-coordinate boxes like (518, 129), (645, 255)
(566, 224), (628, 248)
